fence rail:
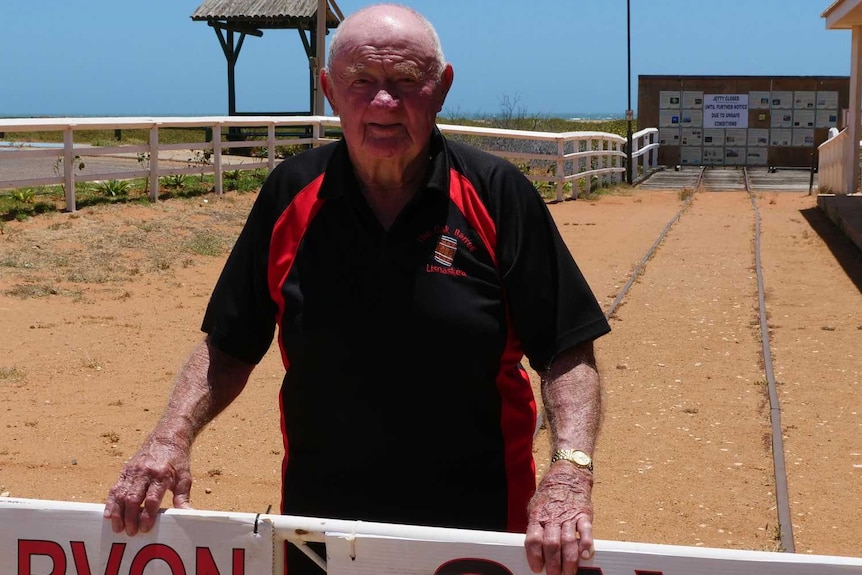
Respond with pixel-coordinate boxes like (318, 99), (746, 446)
(0, 116), (660, 210)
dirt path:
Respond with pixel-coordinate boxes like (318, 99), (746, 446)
(1, 188), (860, 559)
(756, 193), (862, 555)
(584, 192), (778, 551)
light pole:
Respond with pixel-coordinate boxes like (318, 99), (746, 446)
(625, 0), (633, 185)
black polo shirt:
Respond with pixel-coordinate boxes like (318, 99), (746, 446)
(201, 130), (610, 533)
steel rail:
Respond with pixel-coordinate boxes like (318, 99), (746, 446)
(742, 167), (795, 552)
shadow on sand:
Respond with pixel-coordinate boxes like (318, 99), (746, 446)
(800, 206), (862, 294)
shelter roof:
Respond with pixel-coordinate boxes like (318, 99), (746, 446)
(822, 0), (862, 29)
(191, 0), (341, 29)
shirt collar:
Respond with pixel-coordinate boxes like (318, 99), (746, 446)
(317, 128), (450, 200)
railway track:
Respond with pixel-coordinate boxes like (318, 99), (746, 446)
(601, 166), (796, 552)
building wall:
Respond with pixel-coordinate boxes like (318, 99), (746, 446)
(638, 76), (849, 168)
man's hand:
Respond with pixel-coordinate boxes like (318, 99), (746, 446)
(525, 462), (594, 575)
(103, 338), (254, 536)
(103, 433), (194, 536)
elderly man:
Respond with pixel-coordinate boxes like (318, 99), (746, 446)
(104, 4), (610, 575)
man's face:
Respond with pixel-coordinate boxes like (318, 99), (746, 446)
(322, 11), (452, 166)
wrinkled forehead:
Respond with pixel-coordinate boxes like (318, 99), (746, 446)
(331, 12), (438, 73)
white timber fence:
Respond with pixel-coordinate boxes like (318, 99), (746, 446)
(817, 127), (848, 194)
(0, 116), (660, 211)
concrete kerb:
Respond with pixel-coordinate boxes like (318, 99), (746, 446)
(817, 193), (862, 253)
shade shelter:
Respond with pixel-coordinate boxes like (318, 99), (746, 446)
(823, 0), (862, 192)
(191, 0), (343, 116)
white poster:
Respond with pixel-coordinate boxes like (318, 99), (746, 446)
(750, 91), (771, 109)
(659, 127), (680, 145)
(794, 91), (816, 109)
(816, 91), (839, 110)
(746, 148), (768, 165)
(680, 109), (703, 128)
(725, 147), (746, 163)
(660, 90), (682, 108)
(816, 109), (839, 128)
(703, 94), (749, 128)
(681, 147), (702, 165)
(748, 128), (770, 147)
(771, 110), (794, 128)
(683, 91), (704, 109)
(681, 128), (703, 146)
(792, 129), (816, 147)
(702, 147), (725, 165)
(771, 91), (793, 109)
(793, 110), (816, 128)
(703, 128), (725, 147)
(725, 129), (747, 146)
(660, 109), (681, 127)
(771, 128), (792, 146)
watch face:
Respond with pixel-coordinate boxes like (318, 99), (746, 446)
(573, 451), (591, 466)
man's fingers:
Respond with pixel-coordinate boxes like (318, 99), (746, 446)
(560, 520), (581, 575)
(103, 496), (126, 534)
(524, 523), (546, 573)
(576, 515), (595, 560)
(172, 473), (193, 509)
(540, 522), (563, 575)
(139, 481), (168, 534)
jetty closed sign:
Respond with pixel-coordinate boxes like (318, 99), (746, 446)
(704, 94), (749, 128)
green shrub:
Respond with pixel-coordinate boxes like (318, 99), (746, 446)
(97, 180), (131, 198)
(162, 174), (186, 189)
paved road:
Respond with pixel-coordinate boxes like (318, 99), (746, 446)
(0, 147), (258, 188)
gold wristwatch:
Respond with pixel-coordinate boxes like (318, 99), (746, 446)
(550, 449), (593, 472)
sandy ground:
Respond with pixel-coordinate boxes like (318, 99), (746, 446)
(1, 186), (860, 558)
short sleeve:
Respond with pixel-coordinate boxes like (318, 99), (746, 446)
(201, 180), (280, 364)
(493, 164), (610, 371)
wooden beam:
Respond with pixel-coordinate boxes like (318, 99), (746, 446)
(314, 0), (327, 115)
(208, 20), (263, 37)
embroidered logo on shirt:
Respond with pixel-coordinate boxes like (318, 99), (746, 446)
(433, 235), (458, 267)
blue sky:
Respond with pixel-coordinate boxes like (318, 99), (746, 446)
(0, 0), (852, 118)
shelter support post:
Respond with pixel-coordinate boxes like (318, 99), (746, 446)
(846, 25), (862, 194)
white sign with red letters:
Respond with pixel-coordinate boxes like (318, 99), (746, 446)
(4, 497), (862, 575)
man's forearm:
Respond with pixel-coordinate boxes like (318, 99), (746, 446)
(153, 337), (254, 446)
(540, 341), (601, 453)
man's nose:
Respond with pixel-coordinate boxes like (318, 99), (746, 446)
(371, 88), (398, 109)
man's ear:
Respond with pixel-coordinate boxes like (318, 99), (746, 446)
(436, 63), (454, 113)
(320, 69), (338, 115)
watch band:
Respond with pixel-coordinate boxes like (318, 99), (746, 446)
(550, 449), (594, 472)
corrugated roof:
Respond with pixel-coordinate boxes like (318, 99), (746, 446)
(191, 0), (339, 25)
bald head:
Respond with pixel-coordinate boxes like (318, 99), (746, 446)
(327, 4), (447, 82)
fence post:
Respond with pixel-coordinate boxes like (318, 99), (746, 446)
(651, 131), (658, 170)
(63, 128), (76, 212)
(313, 120), (321, 148)
(268, 124), (276, 172)
(213, 123), (223, 195)
(602, 139), (608, 187)
(556, 139), (565, 202)
(149, 126), (159, 201)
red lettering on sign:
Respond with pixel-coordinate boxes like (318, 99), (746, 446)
(18, 540), (66, 575)
(195, 547), (245, 575)
(70, 541), (92, 574)
(434, 557), (514, 575)
(19, 539), (246, 575)
(129, 543), (186, 575)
